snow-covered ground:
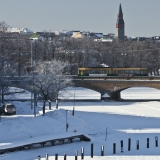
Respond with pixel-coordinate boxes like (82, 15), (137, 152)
(1, 87), (160, 160)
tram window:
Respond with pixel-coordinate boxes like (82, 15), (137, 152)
(118, 70), (123, 74)
(85, 70), (88, 74)
(102, 70), (106, 74)
(108, 70), (110, 74)
(85, 70), (93, 74)
(134, 70), (139, 74)
(114, 70), (117, 74)
(92, 70), (100, 74)
(130, 70), (134, 74)
(96, 70), (100, 74)
(141, 70), (144, 74)
(124, 70), (129, 74)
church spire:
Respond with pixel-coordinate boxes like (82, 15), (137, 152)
(119, 3), (123, 16)
(116, 3), (125, 41)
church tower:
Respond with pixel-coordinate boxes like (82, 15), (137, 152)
(116, 4), (125, 41)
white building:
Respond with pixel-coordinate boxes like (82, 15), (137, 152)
(8, 28), (33, 34)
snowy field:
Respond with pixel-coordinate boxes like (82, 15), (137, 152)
(0, 87), (160, 160)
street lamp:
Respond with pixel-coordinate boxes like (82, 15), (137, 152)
(30, 41), (36, 117)
(65, 110), (69, 132)
(72, 89), (76, 116)
(30, 41), (33, 110)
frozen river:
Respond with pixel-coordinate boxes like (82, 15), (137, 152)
(121, 87), (160, 100)
(5, 87), (160, 101)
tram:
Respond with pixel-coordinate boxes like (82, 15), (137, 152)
(78, 67), (148, 76)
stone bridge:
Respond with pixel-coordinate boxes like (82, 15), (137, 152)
(4, 76), (160, 100)
(72, 76), (160, 99)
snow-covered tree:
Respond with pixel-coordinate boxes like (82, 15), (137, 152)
(28, 60), (73, 114)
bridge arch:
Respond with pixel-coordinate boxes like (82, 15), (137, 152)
(73, 78), (160, 99)
(59, 86), (101, 100)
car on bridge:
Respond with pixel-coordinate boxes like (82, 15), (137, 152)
(0, 103), (16, 115)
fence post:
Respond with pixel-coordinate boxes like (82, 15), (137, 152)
(91, 143), (94, 158)
(155, 136), (158, 147)
(46, 153), (48, 160)
(64, 153), (67, 160)
(120, 140), (123, 152)
(81, 147), (84, 159)
(136, 140), (139, 150)
(113, 143), (116, 154)
(101, 145), (104, 156)
(147, 138), (149, 148)
(128, 138), (131, 151)
(55, 153), (58, 160)
(56, 98), (58, 109)
(75, 150), (78, 160)
(49, 100), (51, 110)
(37, 155), (41, 160)
(72, 107), (75, 116)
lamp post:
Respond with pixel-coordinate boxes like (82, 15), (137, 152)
(31, 42), (33, 110)
(18, 53), (20, 76)
(30, 41), (36, 116)
(72, 89), (76, 116)
(65, 110), (69, 132)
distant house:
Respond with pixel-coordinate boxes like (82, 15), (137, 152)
(94, 33), (103, 39)
(89, 32), (103, 39)
(53, 30), (60, 35)
(8, 28), (33, 34)
(52, 30), (73, 37)
(131, 37), (146, 41)
(82, 31), (90, 37)
(71, 31), (83, 38)
(152, 36), (160, 40)
(107, 33), (116, 39)
(36, 32), (56, 40)
(30, 33), (45, 41)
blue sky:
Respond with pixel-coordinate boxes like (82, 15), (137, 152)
(0, 0), (159, 37)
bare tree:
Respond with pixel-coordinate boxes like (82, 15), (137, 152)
(27, 60), (73, 114)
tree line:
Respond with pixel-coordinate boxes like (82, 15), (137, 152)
(0, 21), (159, 76)
(0, 21), (160, 113)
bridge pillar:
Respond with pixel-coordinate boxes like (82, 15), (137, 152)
(110, 91), (121, 100)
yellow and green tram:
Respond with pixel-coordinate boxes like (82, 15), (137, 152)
(78, 67), (148, 76)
